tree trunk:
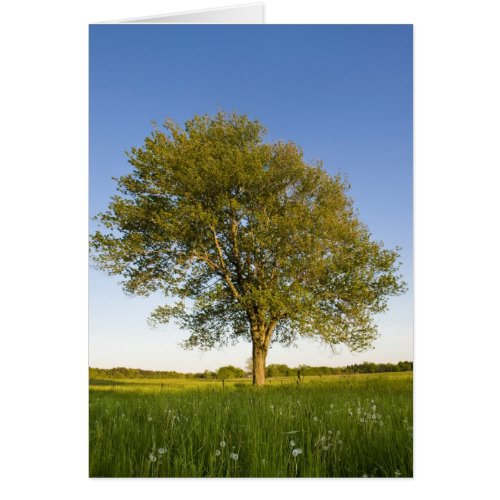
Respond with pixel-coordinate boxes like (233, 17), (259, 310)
(252, 341), (267, 386)
(250, 317), (276, 386)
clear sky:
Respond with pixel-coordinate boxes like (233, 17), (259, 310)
(89, 24), (413, 371)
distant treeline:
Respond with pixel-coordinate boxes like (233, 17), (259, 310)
(266, 361), (413, 377)
(89, 361), (413, 380)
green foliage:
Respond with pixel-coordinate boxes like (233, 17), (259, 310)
(216, 365), (245, 379)
(89, 367), (185, 380)
(199, 369), (217, 379)
(89, 361), (413, 381)
(90, 112), (406, 362)
(266, 364), (295, 378)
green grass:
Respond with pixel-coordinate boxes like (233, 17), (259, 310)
(89, 372), (412, 477)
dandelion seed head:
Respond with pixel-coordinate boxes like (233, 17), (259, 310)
(158, 448), (166, 454)
(230, 452), (239, 461)
(220, 440), (226, 448)
(292, 448), (302, 457)
(215, 449), (221, 457)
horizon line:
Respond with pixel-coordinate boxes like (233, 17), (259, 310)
(89, 359), (414, 373)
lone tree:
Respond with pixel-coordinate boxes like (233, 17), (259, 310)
(90, 112), (406, 386)
(217, 365), (245, 380)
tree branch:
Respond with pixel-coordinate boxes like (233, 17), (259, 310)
(210, 226), (242, 302)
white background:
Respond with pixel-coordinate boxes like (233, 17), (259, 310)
(1, 1), (499, 498)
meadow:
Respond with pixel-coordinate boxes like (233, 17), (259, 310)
(89, 372), (412, 478)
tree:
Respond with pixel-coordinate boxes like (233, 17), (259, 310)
(217, 365), (244, 380)
(266, 364), (292, 378)
(90, 112), (406, 386)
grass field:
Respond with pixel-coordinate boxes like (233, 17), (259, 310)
(89, 372), (412, 478)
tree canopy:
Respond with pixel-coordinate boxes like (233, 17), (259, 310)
(90, 112), (406, 385)
(217, 365), (245, 380)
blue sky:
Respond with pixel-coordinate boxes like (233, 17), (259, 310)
(89, 24), (413, 371)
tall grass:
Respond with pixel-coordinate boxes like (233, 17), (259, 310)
(89, 372), (412, 477)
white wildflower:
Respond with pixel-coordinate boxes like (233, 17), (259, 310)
(313, 416), (318, 422)
(158, 448), (166, 454)
(215, 449), (221, 457)
(292, 448), (302, 457)
(230, 452), (239, 461)
(220, 440), (226, 448)
(148, 453), (157, 462)
(290, 440), (295, 447)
